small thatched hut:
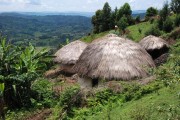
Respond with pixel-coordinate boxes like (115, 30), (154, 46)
(54, 40), (87, 74)
(139, 35), (169, 59)
(73, 34), (155, 88)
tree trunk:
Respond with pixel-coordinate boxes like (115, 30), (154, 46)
(0, 97), (5, 120)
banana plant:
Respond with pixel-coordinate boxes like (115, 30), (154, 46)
(0, 36), (53, 107)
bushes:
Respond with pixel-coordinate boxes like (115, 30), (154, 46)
(117, 15), (129, 33)
(31, 79), (55, 108)
(156, 44), (180, 87)
(168, 27), (180, 39)
(163, 17), (174, 32)
(175, 14), (180, 27)
(145, 26), (161, 36)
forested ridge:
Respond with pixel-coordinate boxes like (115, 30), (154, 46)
(0, 14), (92, 47)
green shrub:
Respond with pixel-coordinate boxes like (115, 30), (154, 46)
(135, 15), (140, 23)
(130, 105), (151, 120)
(175, 14), (180, 27)
(87, 89), (115, 107)
(156, 50), (180, 87)
(117, 15), (129, 33)
(168, 27), (180, 39)
(31, 78), (55, 108)
(138, 28), (142, 34)
(59, 86), (81, 118)
(145, 26), (161, 36)
(59, 86), (80, 107)
(163, 17), (174, 32)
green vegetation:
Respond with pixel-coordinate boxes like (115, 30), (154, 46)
(0, 36), (54, 119)
(170, 0), (180, 13)
(81, 31), (109, 43)
(1, 0), (180, 119)
(87, 85), (180, 120)
(117, 15), (129, 33)
(127, 22), (152, 41)
(145, 7), (158, 18)
(0, 14), (92, 47)
(92, 2), (133, 34)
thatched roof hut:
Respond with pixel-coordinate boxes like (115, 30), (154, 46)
(139, 35), (169, 59)
(54, 40), (87, 65)
(54, 40), (87, 75)
(74, 34), (155, 82)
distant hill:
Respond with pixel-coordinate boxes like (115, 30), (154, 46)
(0, 12), (95, 17)
(0, 10), (146, 47)
(0, 10), (145, 18)
(132, 10), (146, 14)
(132, 10), (146, 19)
(0, 14), (92, 47)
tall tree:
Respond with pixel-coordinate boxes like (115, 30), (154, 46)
(159, 2), (170, 21)
(146, 7), (158, 18)
(118, 15), (129, 33)
(110, 7), (118, 28)
(170, 0), (180, 13)
(92, 10), (103, 33)
(117, 3), (132, 20)
(101, 2), (112, 31)
(117, 3), (132, 25)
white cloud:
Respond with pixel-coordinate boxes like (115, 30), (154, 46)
(26, 0), (41, 5)
(129, 0), (135, 3)
(0, 0), (173, 12)
(0, 0), (41, 5)
(87, 0), (99, 4)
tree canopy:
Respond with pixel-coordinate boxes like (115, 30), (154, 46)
(171, 0), (180, 13)
(92, 2), (133, 34)
(146, 7), (158, 18)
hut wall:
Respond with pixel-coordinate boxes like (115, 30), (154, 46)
(78, 77), (105, 88)
(60, 64), (75, 76)
(78, 77), (92, 88)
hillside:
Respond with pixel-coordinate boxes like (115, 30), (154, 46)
(1, 0), (180, 119)
(0, 14), (92, 47)
(4, 19), (180, 119)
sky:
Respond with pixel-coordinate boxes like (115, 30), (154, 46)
(0, 0), (171, 12)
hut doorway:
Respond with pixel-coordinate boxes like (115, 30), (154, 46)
(148, 46), (169, 59)
(92, 78), (99, 87)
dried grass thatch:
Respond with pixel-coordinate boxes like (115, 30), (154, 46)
(54, 40), (88, 65)
(73, 34), (155, 80)
(139, 35), (169, 51)
(139, 35), (169, 59)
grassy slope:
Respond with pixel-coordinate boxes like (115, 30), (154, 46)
(81, 21), (152, 43)
(87, 84), (180, 120)
(127, 21), (152, 42)
(79, 22), (180, 120)
(81, 31), (109, 43)
(6, 20), (179, 120)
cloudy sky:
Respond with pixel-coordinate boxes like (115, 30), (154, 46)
(0, 0), (171, 12)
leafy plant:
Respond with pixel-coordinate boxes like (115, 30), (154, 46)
(145, 26), (161, 36)
(175, 14), (180, 27)
(163, 17), (174, 32)
(0, 36), (53, 108)
(31, 78), (55, 108)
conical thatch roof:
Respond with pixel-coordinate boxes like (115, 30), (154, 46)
(54, 40), (88, 65)
(139, 35), (169, 51)
(73, 34), (155, 80)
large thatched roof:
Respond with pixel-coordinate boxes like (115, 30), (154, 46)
(54, 40), (87, 65)
(139, 35), (169, 51)
(73, 34), (155, 80)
